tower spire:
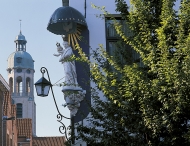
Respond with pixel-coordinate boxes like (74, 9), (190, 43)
(19, 20), (22, 34)
(14, 20), (27, 51)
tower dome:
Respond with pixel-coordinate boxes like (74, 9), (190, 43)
(7, 31), (34, 70)
(7, 51), (34, 70)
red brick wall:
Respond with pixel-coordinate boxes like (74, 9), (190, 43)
(0, 90), (3, 145)
(3, 91), (17, 146)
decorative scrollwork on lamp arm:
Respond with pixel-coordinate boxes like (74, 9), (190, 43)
(36, 67), (71, 141)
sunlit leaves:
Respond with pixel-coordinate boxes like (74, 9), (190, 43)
(73, 0), (190, 146)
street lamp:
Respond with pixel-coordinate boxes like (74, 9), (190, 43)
(34, 75), (51, 97)
(2, 116), (15, 121)
(34, 67), (72, 141)
(2, 116), (15, 146)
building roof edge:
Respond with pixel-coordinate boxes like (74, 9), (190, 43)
(0, 74), (10, 91)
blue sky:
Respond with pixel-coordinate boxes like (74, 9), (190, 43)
(0, 0), (70, 136)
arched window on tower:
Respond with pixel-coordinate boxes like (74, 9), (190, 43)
(16, 103), (22, 118)
(16, 76), (22, 96)
(18, 44), (20, 50)
(26, 77), (31, 95)
(23, 45), (26, 51)
(9, 77), (13, 94)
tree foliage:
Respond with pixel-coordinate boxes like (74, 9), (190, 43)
(75, 0), (190, 145)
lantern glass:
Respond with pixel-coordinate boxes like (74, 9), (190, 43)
(34, 77), (52, 97)
(35, 84), (51, 97)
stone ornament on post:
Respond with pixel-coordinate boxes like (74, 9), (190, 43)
(63, 90), (86, 116)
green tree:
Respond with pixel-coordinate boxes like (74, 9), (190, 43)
(75, 0), (190, 145)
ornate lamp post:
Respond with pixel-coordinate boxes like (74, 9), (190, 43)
(35, 67), (86, 143)
(35, 67), (71, 141)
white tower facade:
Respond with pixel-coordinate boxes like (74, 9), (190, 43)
(7, 31), (36, 135)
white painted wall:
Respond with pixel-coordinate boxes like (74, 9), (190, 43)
(69, 1), (127, 145)
(70, 0), (129, 47)
(70, 0), (122, 50)
(70, 0), (122, 98)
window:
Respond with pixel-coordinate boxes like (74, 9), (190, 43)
(16, 57), (22, 63)
(10, 138), (12, 146)
(16, 103), (22, 118)
(16, 68), (22, 73)
(9, 77), (13, 93)
(26, 77), (30, 93)
(105, 17), (142, 67)
(16, 76), (22, 95)
(26, 69), (30, 74)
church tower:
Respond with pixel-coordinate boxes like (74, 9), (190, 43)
(7, 30), (36, 136)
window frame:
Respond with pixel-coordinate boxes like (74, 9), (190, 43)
(16, 103), (23, 118)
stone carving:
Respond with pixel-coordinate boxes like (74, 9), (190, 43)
(63, 90), (86, 116)
(53, 41), (78, 86)
(54, 39), (86, 116)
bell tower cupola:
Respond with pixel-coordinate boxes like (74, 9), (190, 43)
(15, 31), (27, 52)
(15, 21), (27, 52)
